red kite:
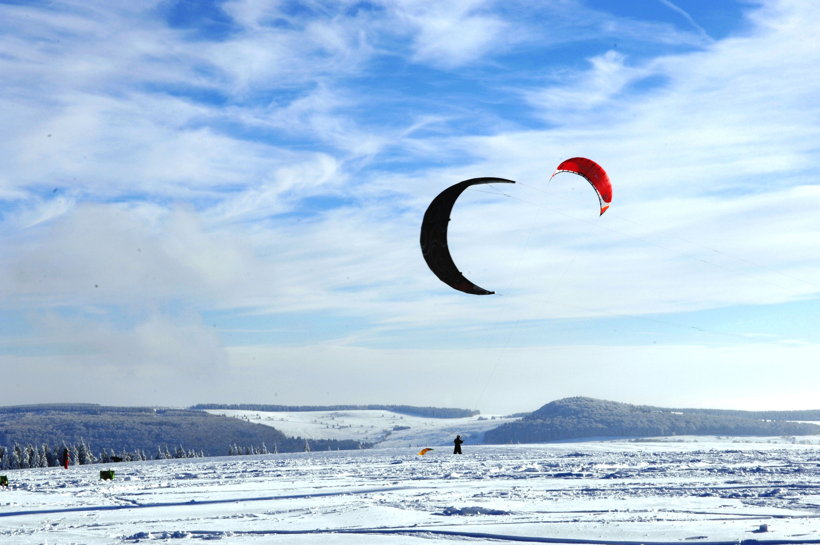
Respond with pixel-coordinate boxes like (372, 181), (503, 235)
(551, 157), (612, 215)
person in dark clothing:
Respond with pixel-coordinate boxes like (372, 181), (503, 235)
(453, 435), (463, 454)
(62, 447), (70, 469)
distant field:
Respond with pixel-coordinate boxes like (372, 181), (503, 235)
(204, 409), (518, 448)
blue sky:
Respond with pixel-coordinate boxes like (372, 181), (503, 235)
(1, 0), (819, 414)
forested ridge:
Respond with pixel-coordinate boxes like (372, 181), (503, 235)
(483, 397), (820, 444)
(192, 404), (478, 418)
(0, 405), (366, 460)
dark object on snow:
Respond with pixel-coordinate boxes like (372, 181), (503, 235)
(0, 475), (8, 487)
(100, 469), (115, 480)
(753, 524), (769, 533)
(453, 435), (463, 454)
(111, 456), (123, 462)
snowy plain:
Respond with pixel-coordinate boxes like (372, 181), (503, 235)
(1, 412), (819, 544)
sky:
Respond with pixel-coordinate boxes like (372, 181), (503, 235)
(1, 0), (819, 415)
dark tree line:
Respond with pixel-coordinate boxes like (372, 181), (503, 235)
(192, 404), (479, 419)
(0, 440), (205, 470)
(0, 438), (366, 470)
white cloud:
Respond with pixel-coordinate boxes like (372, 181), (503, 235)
(399, 4), (510, 68)
(207, 1), (375, 92)
(525, 50), (651, 123)
(1, 203), (256, 308)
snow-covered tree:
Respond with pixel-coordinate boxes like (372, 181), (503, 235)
(12, 444), (24, 469)
(76, 439), (96, 465)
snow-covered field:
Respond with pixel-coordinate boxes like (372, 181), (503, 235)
(204, 409), (517, 447)
(2, 437), (819, 544)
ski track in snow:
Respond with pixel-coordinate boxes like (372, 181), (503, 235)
(0, 439), (819, 544)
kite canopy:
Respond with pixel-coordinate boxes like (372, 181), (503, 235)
(418, 448), (434, 455)
(550, 157), (612, 215)
(419, 177), (515, 295)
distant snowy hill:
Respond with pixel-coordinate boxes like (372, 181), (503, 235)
(204, 409), (518, 448)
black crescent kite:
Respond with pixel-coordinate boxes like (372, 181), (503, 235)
(420, 177), (515, 295)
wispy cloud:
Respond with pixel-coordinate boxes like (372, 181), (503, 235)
(658, 0), (713, 41)
(384, 0), (512, 69)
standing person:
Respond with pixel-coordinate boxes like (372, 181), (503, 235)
(453, 435), (463, 454)
(62, 447), (70, 469)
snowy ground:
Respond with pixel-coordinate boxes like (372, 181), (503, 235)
(1, 437), (819, 544)
(204, 409), (517, 447)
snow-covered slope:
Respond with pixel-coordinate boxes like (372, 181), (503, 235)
(204, 409), (517, 448)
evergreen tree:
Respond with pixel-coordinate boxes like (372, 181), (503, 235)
(12, 444), (24, 469)
(25, 445), (37, 468)
(77, 439), (96, 465)
(39, 445), (50, 467)
(36, 445), (47, 468)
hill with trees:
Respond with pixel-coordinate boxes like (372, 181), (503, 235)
(0, 404), (365, 461)
(483, 397), (820, 444)
(191, 404), (478, 418)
